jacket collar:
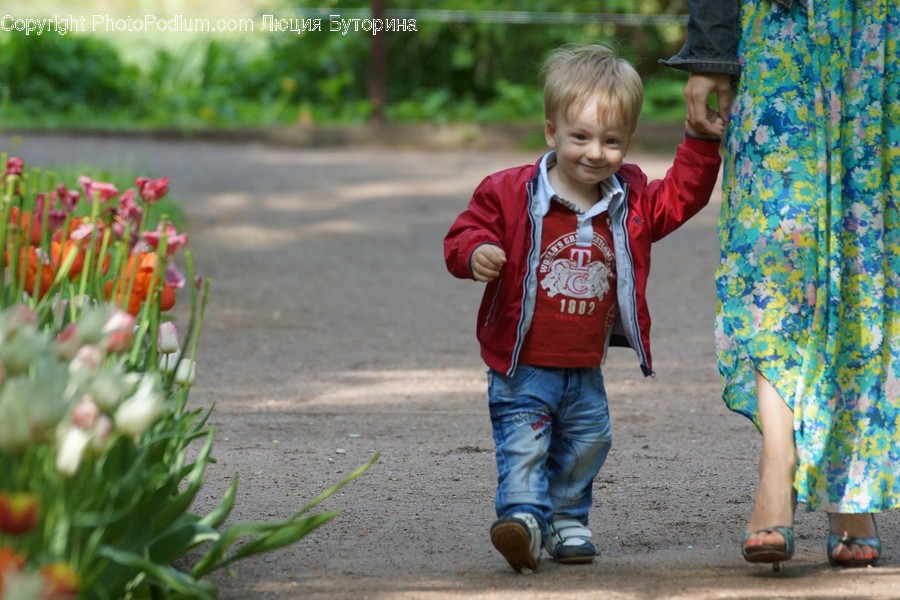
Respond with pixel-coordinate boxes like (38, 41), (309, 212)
(536, 151), (624, 217)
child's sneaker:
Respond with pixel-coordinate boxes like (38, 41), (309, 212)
(490, 512), (542, 573)
(545, 518), (597, 564)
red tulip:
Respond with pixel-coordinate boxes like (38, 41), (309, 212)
(0, 493), (39, 535)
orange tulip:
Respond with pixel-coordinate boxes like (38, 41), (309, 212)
(105, 252), (176, 316)
(7, 207), (43, 246)
(4, 246), (55, 300)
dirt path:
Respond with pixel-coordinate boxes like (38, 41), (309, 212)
(5, 132), (899, 599)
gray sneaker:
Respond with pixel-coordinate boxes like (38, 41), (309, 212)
(490, 512), (542, 573)
(545, 518), (597, 564)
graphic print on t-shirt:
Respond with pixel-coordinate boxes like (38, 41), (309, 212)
(538, 230), (615, 311)
(517, 214), (618, 368)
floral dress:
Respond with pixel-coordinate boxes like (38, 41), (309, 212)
(716, 0), (900, 512)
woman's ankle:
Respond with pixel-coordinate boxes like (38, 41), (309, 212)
(828, 513), (877, 538)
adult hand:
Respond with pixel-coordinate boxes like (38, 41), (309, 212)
(470, 244), (507, 282)
(684, 72), (734, 138)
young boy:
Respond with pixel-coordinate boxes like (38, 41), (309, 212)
(443, 43), (722, 573)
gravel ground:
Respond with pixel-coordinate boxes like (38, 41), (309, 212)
(4, 130), (899, 599)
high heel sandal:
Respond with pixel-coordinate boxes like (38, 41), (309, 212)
(742, 526), (794, 572)
(827, 515), (881, 568)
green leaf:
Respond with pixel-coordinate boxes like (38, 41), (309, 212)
(190, 453), (379, 578)
(151, 428), (215, 530)
(291, 452), (380, 518)
(99, 546), (217, 599)
(149, 518), (220, 564)
(197, 474), (239, 530)
(221, 513), (338, 565)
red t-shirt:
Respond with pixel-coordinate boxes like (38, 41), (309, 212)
(517, 198), (618, 368)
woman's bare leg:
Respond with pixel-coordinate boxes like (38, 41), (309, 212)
(744, 372), (796, 548)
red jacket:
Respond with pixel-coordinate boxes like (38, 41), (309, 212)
(444, 136), (721, 376)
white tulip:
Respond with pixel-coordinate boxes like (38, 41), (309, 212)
(114, 376), (164, 438)
(56, 425), (91, 476)
(158, 353), (179, 374)
(174, 359), (195, 387)
(157, 321), (180, 354)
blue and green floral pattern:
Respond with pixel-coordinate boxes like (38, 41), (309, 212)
(717, 0), (900, 512)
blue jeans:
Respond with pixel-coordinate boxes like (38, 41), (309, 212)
(488, 365), (613, 539)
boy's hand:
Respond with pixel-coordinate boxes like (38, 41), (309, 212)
(470, 244), (507, 282)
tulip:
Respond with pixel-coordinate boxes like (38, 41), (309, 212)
(88, 415), (114, 453)
(0, 493), (40, 535)
(157, 321), (180, 354)
(135, 176), (170, 203)
(174, 359), (196, 387)
(78, 176), (119, 203)
(113, 189), (143, 239)
(5, 156), (24, 176)
(158, 353), (178, 374)
(88, 368), (139, 411)
(54, 324), (82, 361)
(55, 426), (91, 476)
(142, 223), (187, 258)
(57, 183), (80, 212)
(101, 309), (136, 353)
(71, 396), (99, 430)
(114, 376), (163, 438)
(68, 345), (104, 374)
(40, 562), (79, 598)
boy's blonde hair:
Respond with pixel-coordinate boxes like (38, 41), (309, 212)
(542, 44), (643, 133)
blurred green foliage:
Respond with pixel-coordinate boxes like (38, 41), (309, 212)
(0, 0), (691, 130)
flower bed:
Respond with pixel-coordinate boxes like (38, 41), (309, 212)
(0, 154), (376, 599)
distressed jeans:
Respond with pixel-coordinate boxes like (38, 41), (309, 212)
(488, 365), (613, 538)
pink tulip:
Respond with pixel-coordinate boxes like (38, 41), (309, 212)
(135, 176), (170, 203)
(72, 396), (100, 429)
(5, 156), (24, 176)
(79, 176), (119, 203)
(59, 187), (81, 212)
(166, 264), (186, 289)
(101, 310), (136, 353)
(70, 222), (97, 244)
(142, 223), (188, 257)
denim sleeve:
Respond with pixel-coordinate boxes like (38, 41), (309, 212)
(659, 0), (741, 77)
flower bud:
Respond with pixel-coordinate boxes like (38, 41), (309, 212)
(157, 322), (180, 354)
(158, 353), (178, 374)
(174, 359), (196, 387)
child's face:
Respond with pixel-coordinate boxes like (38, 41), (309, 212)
(544, 97), (632, 195)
